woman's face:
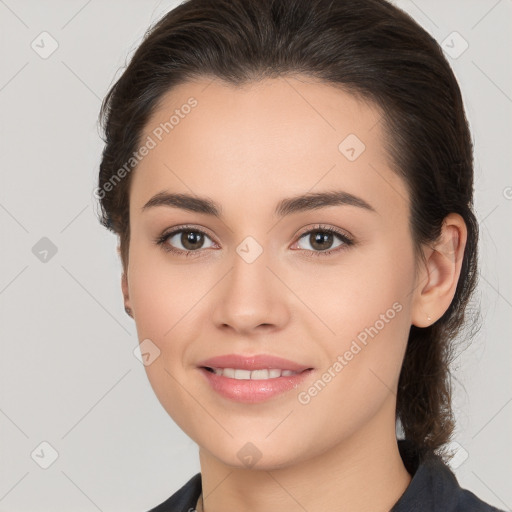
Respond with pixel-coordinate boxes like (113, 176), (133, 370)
(124, 76), (423, 469)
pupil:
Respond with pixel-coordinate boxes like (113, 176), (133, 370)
(312, 231), (332, 250)
(183, 231), (203, 249)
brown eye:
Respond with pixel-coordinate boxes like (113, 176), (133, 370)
(307, 230), (336, 251)
(157, 227), (216, 255)
(293, 225), (354, 258)
(179, 230), (206, 250)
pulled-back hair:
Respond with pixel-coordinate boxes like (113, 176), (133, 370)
(97, 0), (479, 463)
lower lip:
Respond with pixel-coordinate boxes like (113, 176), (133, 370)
(198, 367), (314, 403)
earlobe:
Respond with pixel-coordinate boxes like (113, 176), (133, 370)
(411, 213), (467, 328)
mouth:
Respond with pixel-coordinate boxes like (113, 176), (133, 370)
(197, 354), (315, 403)
(197, 353), (313, 373)
(201, 366), (311, 380)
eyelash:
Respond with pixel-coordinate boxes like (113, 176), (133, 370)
(154, 224), (354, 259)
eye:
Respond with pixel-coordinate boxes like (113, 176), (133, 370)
(292, 224), (354, 257)
(155, 223), (354, 258)
(155, 225), (216, 256)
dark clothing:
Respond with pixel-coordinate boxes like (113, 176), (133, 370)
(147, 439), (506, 511)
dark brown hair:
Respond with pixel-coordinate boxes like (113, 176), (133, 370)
(97, 0), (479, 463)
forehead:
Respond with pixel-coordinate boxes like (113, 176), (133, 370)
(130, 76), (409, 218)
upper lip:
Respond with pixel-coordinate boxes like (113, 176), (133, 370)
(197, 354), (313, 372)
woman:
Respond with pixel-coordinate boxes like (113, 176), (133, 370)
(96, 0), (505, 510)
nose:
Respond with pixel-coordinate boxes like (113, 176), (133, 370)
(211, 245), (290, 336)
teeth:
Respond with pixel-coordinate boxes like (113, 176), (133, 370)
(235, 369), (250, 379)
(210, 368), (299, 380)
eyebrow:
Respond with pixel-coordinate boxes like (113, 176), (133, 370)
(141, 190), (377, 218)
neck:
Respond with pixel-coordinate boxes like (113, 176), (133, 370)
(197, 397), (412, 512)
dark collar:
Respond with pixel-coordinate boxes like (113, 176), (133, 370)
(391, 439), (459, 511)
(391, 439), (503, 511)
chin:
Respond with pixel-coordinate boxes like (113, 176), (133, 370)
(198, 435), (309, 472)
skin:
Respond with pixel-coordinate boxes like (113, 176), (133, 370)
(121, 76), (467, 512)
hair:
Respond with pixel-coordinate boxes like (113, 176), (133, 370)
(97, 0), (479, 463)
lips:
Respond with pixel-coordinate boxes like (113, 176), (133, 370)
(197, 353), (313, 373)
(197, 354), (314, 403)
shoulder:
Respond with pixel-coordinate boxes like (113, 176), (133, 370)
(454, 487), (506, 512)
(146, 473), (202, 512)
(393, 440), (506, 512)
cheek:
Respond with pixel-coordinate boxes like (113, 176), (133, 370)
(127, 239), (203, 337)
(126, 242), (218, 396)
(126, 249), (202, 424)
(128, 265), (171, 342)
(302, 241), (415, 399)
(295, 267), (413, 446)
(298, 244), (414, 342)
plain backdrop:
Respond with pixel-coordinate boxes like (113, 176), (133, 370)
(0, 0), (511, 510)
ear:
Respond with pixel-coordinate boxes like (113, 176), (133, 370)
(121, 271), (131, 311)
(411, 213), (467, 328)
(117, 243), (132, 313)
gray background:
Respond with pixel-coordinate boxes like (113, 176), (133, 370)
(0, 0), (511, 510)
